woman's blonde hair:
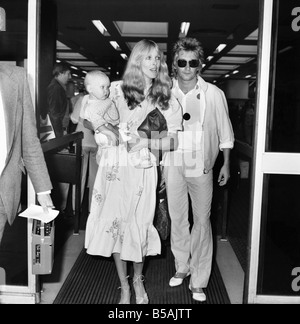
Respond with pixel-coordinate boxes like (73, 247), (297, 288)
(121, 39), (172, 110)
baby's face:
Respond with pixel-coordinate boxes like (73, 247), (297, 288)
(91, 76), (110, 100)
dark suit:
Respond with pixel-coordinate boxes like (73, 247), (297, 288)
(47, 78), (69, 137)
(0, 65), (52, 241)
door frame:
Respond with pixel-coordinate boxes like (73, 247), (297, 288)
(245, 0), (300, 304)
(0, 0), (41, 304)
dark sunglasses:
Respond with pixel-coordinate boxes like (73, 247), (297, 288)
(177, 59), (200, 68)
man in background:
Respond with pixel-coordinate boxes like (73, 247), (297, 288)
(47, 62), (72, 138)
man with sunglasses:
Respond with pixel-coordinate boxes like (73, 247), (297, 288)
(163, 37), (234, 302)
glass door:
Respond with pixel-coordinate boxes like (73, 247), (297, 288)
(246, 0), (300, 304)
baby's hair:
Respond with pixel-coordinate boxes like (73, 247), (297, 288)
(84, 70), (110, 89)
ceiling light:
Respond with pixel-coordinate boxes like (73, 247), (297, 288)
(92, 20), (110, 36)
(214, 44), (227, 54)
(225, 74), (230, 78)
(207, 56), (214, 62)
(57, 52), (87, 60)
(229, 45), (257, 55)
(120, 53), (128, 60)
(245, 29), (259, 41)
(110, 41), (121, 51)
(0, 7), (6, 31)
(232, 70), (239, 74)
(114, 21), (168, 37)
(56, 41), (72, 51)
(179, 22), (190, 37)
(245, 75), (252, 79)
(279, 46), (293, 54)
(218, 56), (253, 64)
(71, 66), (78, 70)
(181, 22), (190, 35)
(67, 60), (98, 67)
(210, 64), (239, 70)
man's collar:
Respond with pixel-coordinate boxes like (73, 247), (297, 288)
(173, 75), (208, 93)
(197, 75), (208, 92)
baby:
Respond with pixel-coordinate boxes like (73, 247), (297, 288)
(83, 70), (119, 148)
(83, 70), (153, 168)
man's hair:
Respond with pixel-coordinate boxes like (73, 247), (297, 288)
(52, 62), (70, 77)
(172, 37), (205, 77)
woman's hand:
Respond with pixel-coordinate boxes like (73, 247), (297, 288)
(127, 133), (149, 152)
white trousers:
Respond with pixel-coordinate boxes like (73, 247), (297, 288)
(164, 166), (213, 288)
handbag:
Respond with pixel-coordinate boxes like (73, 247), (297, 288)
(137, 107), (168, 139)
(154, 198), (171, 241)
(137, 108), (168, 162)
(154, 166), (171, 241)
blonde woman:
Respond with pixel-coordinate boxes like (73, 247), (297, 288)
(84, 39), (182, 304)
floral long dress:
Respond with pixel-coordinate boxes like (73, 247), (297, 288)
(84, 81), (182, 263)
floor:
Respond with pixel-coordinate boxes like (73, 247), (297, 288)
(40, 230), (244, 304)
(0, 182), (246, 304)
(40, 180), (246, 305)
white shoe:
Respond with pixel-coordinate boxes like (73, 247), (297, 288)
(189, 284), (206, 302)
(169, 272), (190, 287)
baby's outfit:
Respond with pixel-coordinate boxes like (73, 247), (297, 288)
(83, 95), (119, 148)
